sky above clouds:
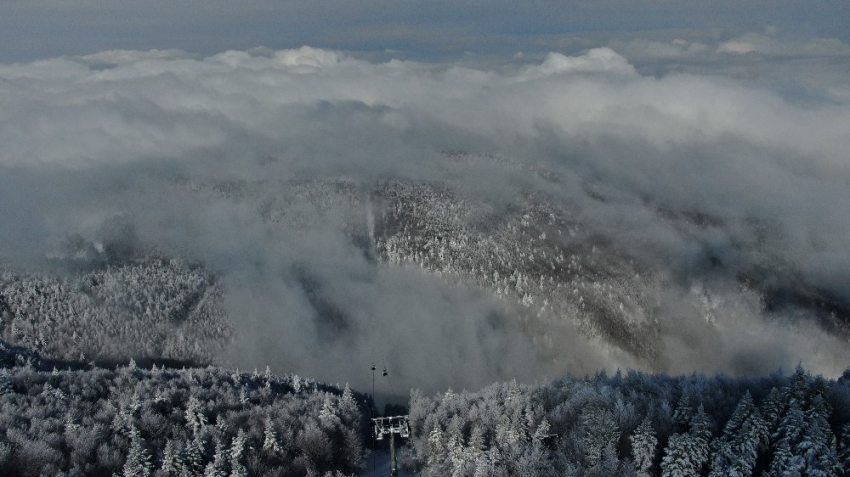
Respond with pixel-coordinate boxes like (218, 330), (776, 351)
(2, 1), (850, 391)
(3, 0), (850, 63)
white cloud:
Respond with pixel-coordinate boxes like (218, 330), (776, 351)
(2, 45), (850, 386)
(521, 48), (637, 78)
(79, 49), (192, 66)
(717, 33), (850, 57)
(273, 46), (342, 69)
(3, 46), (849, 269)
(609, 38), (712, 61)
(717, 39), (759, 55)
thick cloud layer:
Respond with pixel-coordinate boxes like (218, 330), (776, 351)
(1, 43), (849, 396)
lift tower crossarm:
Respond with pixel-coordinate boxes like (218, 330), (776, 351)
(371, 415), (410, 476)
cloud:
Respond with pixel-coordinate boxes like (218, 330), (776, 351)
(608, 38), (713, 62)
(520, 48), (637, 78)
(717, 33), (850, 57)
(79, 49), (193, 67)
(1, 44), (849, 395)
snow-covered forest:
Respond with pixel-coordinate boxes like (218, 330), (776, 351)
(0, 256), (230, 366)
(4, 335), (850, 476)
(2, 176), (850, 476)
(3, 9), (850, 473)
(404, 366), (850, 476)
(0, 340), (368, 476)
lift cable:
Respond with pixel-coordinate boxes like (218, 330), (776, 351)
(382, 358), (399, 403)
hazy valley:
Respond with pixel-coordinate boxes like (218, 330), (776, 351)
(2, 27), (850, 474)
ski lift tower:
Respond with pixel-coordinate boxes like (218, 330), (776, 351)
(372, 415), (410, 477)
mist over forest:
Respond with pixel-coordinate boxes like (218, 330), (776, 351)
(2, 42), (850, 395)
(2, 15), (850, 475)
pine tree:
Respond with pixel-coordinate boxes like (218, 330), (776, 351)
(798, 395), (840, 476)
(447, 427), (468, 477)
(203, 440), (227, 477)
(672, 395), (694, 432)
(533, 418), (552, 444)
(428, 423), (447, 470)
(661, 406), (712, 477)
(708, 438), (734, 477)
(263, 418), (283, 454)
(789, 365), (810, 405)
(767, 400), (806, 477)
(722, 391), (755, 442)
(760, 387), (786, 435)
(630, 417), (657, 477)
(578, 405), (619, 467)
(766, 439), (801, 477)
(689, 406), (713, 469)
(113, 405), (135, 438)
(0, 374), (13, 395)
(709, 392), (758, 477)
(731, 410), (769, 476)
(159, 439), (183, 477)
(468, 425), (487, 469)
(838, 424), (850, 477)
(661, 433), (690, 477)
(123, 428), (152, 477)
(239, 385), (249, 407)
(513, 441), (551, 477)
(183, 435), (206, 475)
(319, 394), (339, 428)
(229, 429), (250, 477)
(185, 396), (207, 436)
(339, 383), (358, 425)
(586, 444), (620, 477)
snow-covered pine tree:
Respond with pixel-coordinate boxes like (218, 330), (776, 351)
(660, 433), (689, 477)
(203, 439), (227, 477)
(661, 406), (712, 477)
(183, 434), (206, 476)
(766, 400), (807, 477)
(577, 405), (619, 468)
(759, 387), (786, 441)
(263, 418), (283, 454)
(672, 395), (694, 433)
(123, 428), (152, 477)
(797, 394), (840, 476)
(239, 385), (249, 408)
(185, 396), (207, 436)
(428, 423), (447, 473)
(0, 373), (12, 395)
(708, 392), (756, 476)
(838, 424), (850, 476)
(533, 418), (552, 444)
(319, 394), (339, 428)
(722, 391), (755, 442)
(230, 429), (250, 477)
(731, 409), (769, 476)
(630, 417), (657, 477)
(339, 383), (358, 425)
(112, 404), (136, 438)
(159, 438), (183, 477)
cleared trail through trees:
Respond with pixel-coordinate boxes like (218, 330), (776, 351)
(361, 450), (416, 477)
